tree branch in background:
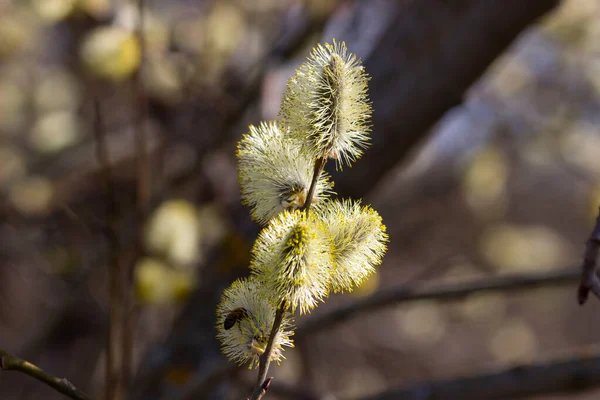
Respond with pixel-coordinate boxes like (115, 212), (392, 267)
(0, 348), (90, 400)
(92, 95), (123, 400)
(578, 207), (600, 305)
(332, 0), (560, 197)
(296, 267), (579, 340)
(121, 0), (150, 396)
(178, 266), (580, 398)
(361, 346), (600, 400)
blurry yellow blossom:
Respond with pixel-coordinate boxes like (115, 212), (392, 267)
(9, 176), (54, 216)
(30, 111), (80, 154)
(145, 199), (202, 267)
(80, 26), (141, 81)
(32, 0), (76, 22)
(462, 146), (509, 218)
(480, 224), (569, 272)
(135, 258), (197, 305)
(394, 301), (446, 346)
(350, 272), (379, 298)
(489, 318), (537, 363)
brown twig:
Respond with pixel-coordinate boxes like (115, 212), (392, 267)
(301, 156), (327, 213)
(578, 207), (600, 305)
(249, 377), (272, 400)
(92, 96), (122, 400)
(360, 345), (600, 400)
(250, 305), (286, 400)
(0, 348), (90, 400)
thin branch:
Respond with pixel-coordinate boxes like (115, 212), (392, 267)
(249, 377), (272, 400)
(360, 346), (600, 400)
(242, 379), (325, 400)
(0, 348), (90, 400)
(296, 267), (580, 340)
(578, 206), (600, 305)
(92, 96), (122, 400)
(249, 155), (327, 399)
(122, 0), (150, 394)
(250, 304), (286, 400)
(301, 156), (327, 212)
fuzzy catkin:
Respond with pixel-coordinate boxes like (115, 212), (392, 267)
(280, 39), (372, 168)
(250, 210), (334, 314)
(216, 278), (294, 369)
(316, 199), (388, 293)
(237, 121), (333, 225)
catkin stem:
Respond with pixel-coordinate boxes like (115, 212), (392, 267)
(251, 302), (286, 400)
(301, 156), (327, 213)
(251, 156), (326, 399)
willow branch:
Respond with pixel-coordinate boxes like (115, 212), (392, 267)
(0, 348), (90, 400)
(250, 156), (327, 399)
(361, 346), (600, 400)
(578, 206), (600, 305)
(250, 304), (286, 400)
(301, 156), (327, 213)
(296, 267), (580, 340)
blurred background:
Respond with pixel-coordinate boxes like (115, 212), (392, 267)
(2, 0), (600, 399)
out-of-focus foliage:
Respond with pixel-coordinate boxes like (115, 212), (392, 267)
(8, 176), (54, 216)
(30, 111), (81, 154)
(145, 199), (202, 268)
(461, 145), (509, 219)
(394, 300), (446, 347)
(480, 224), (569, 272)
(489, 317), (537, 363)
(80, 26), (141, 81)
(135, 257), (197, 305)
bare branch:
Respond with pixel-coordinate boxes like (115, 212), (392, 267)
(296, 267), (580, 340)
(360, 346), (600, 400)
(121, 0), (150, 395)
(0, 348), (90, 400)
(578, 207), (600, 305)
(91, 95), (122, 400)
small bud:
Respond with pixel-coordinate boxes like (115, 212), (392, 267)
(237, 121), (333, 225)
(216, 278), (294, 369)
(316, 199), (388, 293)
(280, 39), (372, 168)
(251, 210), (334, 314)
